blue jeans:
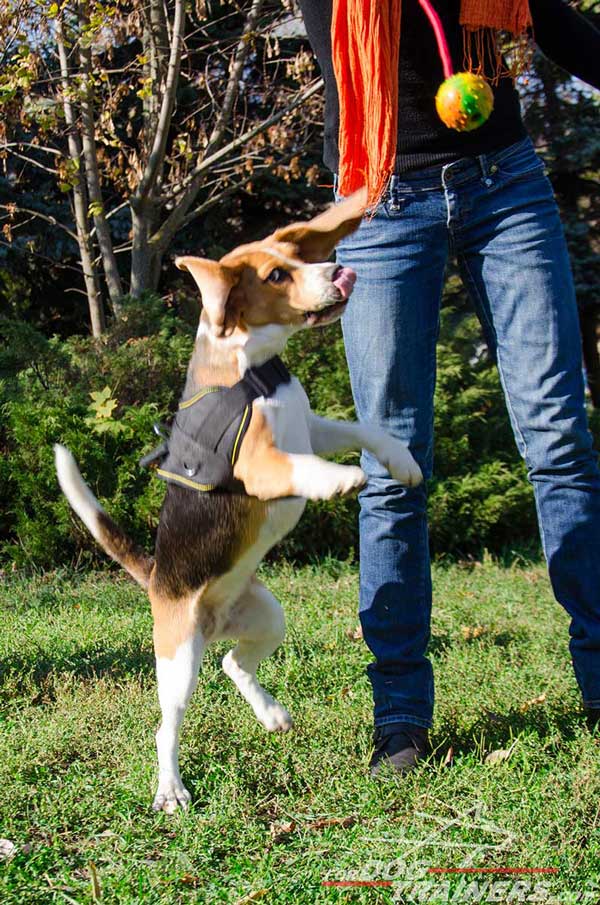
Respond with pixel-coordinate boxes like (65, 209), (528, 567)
(336, 136), (600, 730)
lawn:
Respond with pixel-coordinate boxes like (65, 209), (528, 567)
(0, 557), (598, 904)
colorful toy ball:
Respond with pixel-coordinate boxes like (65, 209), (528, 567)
(435, 72), (494, 132)
(416, 0), (495, 132)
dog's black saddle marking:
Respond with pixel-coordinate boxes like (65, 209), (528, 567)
(141, 355), (291, 493)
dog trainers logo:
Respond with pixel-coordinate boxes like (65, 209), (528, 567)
(324, 859), (599, 903)
(321, 804), (599, 904)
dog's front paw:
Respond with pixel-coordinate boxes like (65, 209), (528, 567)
(292, 457), (366, 500)
(257, 697), (294, 732)
(312, 463), (366, 499)
(153, 776), (191, 814)
(380, 440), (423, 487)
(334, 465), (367, 496)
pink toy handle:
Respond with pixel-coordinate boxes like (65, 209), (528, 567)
(417, 0), (454, 80)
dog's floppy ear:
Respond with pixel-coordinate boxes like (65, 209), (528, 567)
(176, 256), (239, 335)
(272, 187), (367, 263)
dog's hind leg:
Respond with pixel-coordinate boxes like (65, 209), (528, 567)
(151, 585), (204, 813)
(219, 579), (293, 732)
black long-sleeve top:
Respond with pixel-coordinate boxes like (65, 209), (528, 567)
(298, 0), (600, 174)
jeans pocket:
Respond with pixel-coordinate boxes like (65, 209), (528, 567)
(494, 139), (547, 184)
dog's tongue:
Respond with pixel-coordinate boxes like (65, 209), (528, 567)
(333, 266), (357, 299)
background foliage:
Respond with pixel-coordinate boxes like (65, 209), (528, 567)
(3, 295), (598, 568)
(0, 1), (598, 567)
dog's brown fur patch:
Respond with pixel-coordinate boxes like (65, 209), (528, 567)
(150, 575), (197, 660)
(234, 406), (296, 500)
(96, 511), (154, 588)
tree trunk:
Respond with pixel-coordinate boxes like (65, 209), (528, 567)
(129, 0), (185, 297)
(147, 0), (266, 261)
(56, 15), (105, 337)
(78, 10), (124, 317)
(130, 202), (154, 297)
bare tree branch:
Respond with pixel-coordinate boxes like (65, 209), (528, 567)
(150, 78), (323, 254)
(78, 1), (124, 313)
(180, 153), (299, 229)
(203, 0), (266, 157)
(1, 142), (62, 156)
(0, 148), (59, 176)
(133, 0), (185, 205)
(0, 203), (78, 242)
(56, 12), (105, 337)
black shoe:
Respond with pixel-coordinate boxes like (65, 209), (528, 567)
(585, 708), (600, 733)
(370, 723), (429, 777)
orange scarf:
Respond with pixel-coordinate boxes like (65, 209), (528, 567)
(332, 0), (532, 205)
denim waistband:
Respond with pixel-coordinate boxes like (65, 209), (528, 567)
(333, 136), (535, 197)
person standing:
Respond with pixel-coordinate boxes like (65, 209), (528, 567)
(298, 0), (600, 774)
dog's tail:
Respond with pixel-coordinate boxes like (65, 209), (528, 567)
(54, 444), (154, 590)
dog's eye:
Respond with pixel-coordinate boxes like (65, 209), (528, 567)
(266, 267), (291, 285)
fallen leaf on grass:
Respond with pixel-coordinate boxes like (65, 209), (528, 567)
(485, 740), (518, 765)
(180, 874), (200, 887)
(269, 820), (296, 842)
(269, 815), (356, 843)
(346, 625), (363, 640)
(235, 890), (269, 905)
(0, 839), (16, 861)
(307, 816), (356, 831)
(443, 746), (454, 768)
(519, 692), (547, 713)
(461, 624), (487, 641)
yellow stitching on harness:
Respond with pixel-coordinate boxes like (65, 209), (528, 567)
(178, 386), (221, 410)
(156, 468), (215, 492)
(231, 404), (250, 465)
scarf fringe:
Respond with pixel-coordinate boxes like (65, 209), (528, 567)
(333, 0), (532, 208)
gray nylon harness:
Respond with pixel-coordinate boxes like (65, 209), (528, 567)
(141, 356), (291, 493)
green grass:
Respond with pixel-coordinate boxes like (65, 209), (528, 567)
(0, 558), (599, 904)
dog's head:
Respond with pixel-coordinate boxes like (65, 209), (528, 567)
(175, 188), (367, 345)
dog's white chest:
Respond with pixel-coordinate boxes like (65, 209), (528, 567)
(256, 376), (312, 455)
(254, 376), (310, 539)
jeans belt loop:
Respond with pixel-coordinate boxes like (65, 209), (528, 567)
(387, 175), (402, 212)
(479, 152), (495, 187)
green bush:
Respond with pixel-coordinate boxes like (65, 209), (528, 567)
(0, 297), (194, 568)
(2, 295), (593, 568)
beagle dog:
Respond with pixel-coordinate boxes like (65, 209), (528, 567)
(54, 188), (422, 813)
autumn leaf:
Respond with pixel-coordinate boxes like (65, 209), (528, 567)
(235, 890), (269, 905)
(269, 819), (296, 841)
(306, 816), (356, 831)
(346, 625), (363, 640)
(485, 740), (518, 765)
(519, 693), (547, 713)
(461, 624), (487, 641)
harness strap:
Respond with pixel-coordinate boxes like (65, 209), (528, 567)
(140, 355), (291, 494)
(196, 357), (290, 453)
